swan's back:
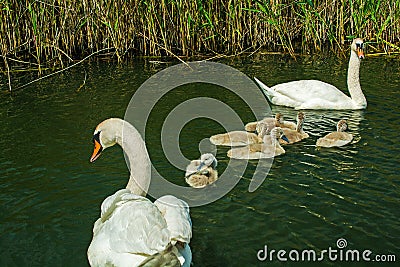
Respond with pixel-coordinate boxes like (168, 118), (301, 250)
(258, 79), (355, 109)
(272, 80), (346, 103)
(185, 167), (218, 188)
(316, 132), (353, 147)
(280, 112), (309, 144)
(227, 128), (287, 159)
(227, 142), (285, 159)
(281, 128), (309, 144)
(316, 119), (353, 147)
(88, 189), (171, 267)
(210, 131), (261, 146)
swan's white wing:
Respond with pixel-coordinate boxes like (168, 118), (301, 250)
(255, 77), (353, 109)
(88, 189), (170, 267)
(155, 195), (192, 266)
(155, 195), (192, 244)
(272, 80), (351, 106)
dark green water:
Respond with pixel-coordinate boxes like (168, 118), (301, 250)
(0, 55), (399, 266)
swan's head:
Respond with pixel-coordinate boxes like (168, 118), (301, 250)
(275, 113), (284, 123)
(197, 153), (217, 171)
(337, 119), (348, 132)
(351, 38), (364, 59)
(270, 127), (289, 143)
(90, 118), (123, 162)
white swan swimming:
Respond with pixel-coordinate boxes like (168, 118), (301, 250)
(316, 119), (353, 147)
(185, 153), (218, 188)
(254, 38), (367, 110)
(280, 112), (309, 144)
(227, 127), (289, 159)
(245, 113), (296, 132)
(87, 118), (192, 267)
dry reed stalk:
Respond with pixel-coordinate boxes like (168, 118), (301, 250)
(0, 0), (398, 67)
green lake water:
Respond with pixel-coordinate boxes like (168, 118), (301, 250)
(0, 54), (399, 266)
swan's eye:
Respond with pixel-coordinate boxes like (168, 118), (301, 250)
(356, 43), (363, 49)
(93, 131), (101, 144)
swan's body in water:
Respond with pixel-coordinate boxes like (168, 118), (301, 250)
(281, 112), (309, 144)
(209, 130), (263, 146)
(244, 113), (296, 133)
(227, 127), (289, 159)
(254, 38), (367, 110)
(185, 153), (218, 188)
(87, 118), (192, 267)
(316, 119), (353, 147)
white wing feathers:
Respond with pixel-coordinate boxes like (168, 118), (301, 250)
(155, 195), (192, 244)
(88, 190), (192, 267)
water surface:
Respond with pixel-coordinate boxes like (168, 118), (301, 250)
(0, 55), (399, 266)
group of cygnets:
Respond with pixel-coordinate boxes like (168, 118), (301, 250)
(185, 38), (366, 190)
(184, 112), (354, 188)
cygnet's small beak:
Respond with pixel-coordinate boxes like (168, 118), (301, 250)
(281, 135), (289, 143)
(90, 139), (103, 163)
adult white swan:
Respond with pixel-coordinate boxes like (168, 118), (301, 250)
(87, 118), (192, 267)
(254, 38), (367, 110)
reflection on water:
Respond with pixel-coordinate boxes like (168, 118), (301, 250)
(0, 55), (399, 266)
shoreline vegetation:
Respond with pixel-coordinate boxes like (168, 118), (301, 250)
(1, 0), (400, 91)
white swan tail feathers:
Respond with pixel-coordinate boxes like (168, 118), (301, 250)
(254, 76), (274, 102)
(138, 243), (181, 267)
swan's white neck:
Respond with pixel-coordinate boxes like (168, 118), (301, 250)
(347, 50), (367, 108)
(115, 121), (151, 196)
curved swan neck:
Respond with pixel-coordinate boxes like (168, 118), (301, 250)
(296, 120), (304, 133)
(347, 50), (367, 107)
(115, 121), (151, 197)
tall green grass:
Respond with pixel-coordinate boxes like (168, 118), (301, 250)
(1, 0), (399, 65)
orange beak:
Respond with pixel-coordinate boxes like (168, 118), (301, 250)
(90, 139), (103, 162)
(357, 48), (364, 59)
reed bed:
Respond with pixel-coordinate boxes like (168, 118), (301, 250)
(1, 0), (400, 66)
